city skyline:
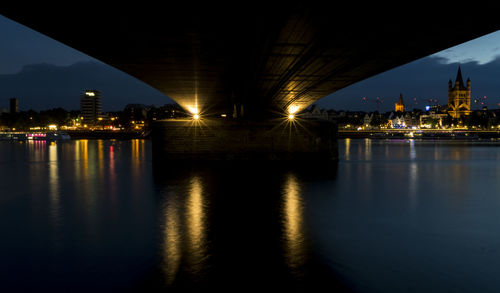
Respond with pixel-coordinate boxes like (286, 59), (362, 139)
(2, 14), (500, 112)
(2, 10), (500, 293)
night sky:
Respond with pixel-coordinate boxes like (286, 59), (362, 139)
(1, 14), (500, 112)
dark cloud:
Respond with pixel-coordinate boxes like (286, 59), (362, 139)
(0, 61), (172, 111)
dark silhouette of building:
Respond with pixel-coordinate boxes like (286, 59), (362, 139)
(80, 90), (101, 124)
(9, 98), (18, 114)
(448, 66), (471, 118)
(123, 104), (147, 121)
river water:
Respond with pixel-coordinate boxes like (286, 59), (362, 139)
(1, 139), (500, 292)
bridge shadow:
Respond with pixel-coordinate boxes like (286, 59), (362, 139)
(127, 160), (352, 292)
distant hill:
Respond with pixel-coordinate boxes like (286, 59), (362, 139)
(2, 56), (500, 113)
(0, 61), (172, 111)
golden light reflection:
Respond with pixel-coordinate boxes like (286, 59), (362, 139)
(80, 140), (89, 197)
(74, 140), (81, 180)
(108, 144), (117, 204)
(80, 140), (88, 175)
(163, 195), (181, 285)
(131, 140), (145, 198)
(162, 175), (208, 285)
(345, 138), (351, 161)
(282, 173), (306, 275)
(48, 142), (60, 229)
(364, 138), (372, 161)
(185, 176), (207, 274)
(97, 140), (104, 177)
(141, 139), (145, 159)
(75, 140), (89, 201)
(131, 139), (140, 175)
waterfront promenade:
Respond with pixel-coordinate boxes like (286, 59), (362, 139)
(339, 129), (500, 139)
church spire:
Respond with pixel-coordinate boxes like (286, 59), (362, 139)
(455, 65), (465, 88)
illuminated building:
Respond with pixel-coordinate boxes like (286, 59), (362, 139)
(9, 98), (18, 113)
(80, 90), (102, 124)
(389, 113), (405, 128)
(448, 66), (471, 118)
(394, 93), (405, 112)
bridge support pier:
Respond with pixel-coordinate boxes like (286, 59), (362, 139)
(152, 118), (338, 161)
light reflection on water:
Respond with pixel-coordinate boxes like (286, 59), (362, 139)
(185, 176), (207, 275)
(2, 139), (500, 292)
(325, 139), (500, 293)
(282, 173), (306, 277)
(48, 142), (60, 233)
(163, 188), (182, 285)
(345, 138), (351, 160)
(151, 159), (340, 292)
(159, 174), (210, 287)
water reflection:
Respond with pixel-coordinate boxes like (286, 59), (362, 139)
(282, 173), (306, 277)
(131, 139), (140, 177)
(108, 145), (117, 205)
(408, 162), (418, 210)
(80, 140), (88, 176)
(364, 138), (372, 160)
(157, 169), (210, 288)
(27, 140), (46, 162)
(74, 140), (81, 180)
(130, 140), (148, 200)
(409, 139), (416, 160)
(48, 142), (61, 230)
(151, 162), (340, 291)
(74, 140), (89, 193)
(185, 176), (207, 275)
(163, 190), (182, 285)
(4, 139), (500, 292)
(345, 138), (351, 161)
(27, 140), (47, 195)
(97, 140), (104, 177)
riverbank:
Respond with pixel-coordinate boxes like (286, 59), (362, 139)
(65, 130), (148, 139)
(339, 130), (500, 139)
(0, 130), (148, 141)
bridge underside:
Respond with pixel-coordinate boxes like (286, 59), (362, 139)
(2, 5), (500, 118)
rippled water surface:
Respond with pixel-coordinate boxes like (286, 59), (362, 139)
(1, 139), (500, 292)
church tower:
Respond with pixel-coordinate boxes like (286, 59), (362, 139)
(394, 94), (406, 112)
(447, 66), (471, 118)
(395, 93), (405, 112)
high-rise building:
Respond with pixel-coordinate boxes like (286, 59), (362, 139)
(394, 93), (405, 112)
(448, 66), (471, 119)
(80, 90), (102, 124)
(9, 98), (18, 114)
